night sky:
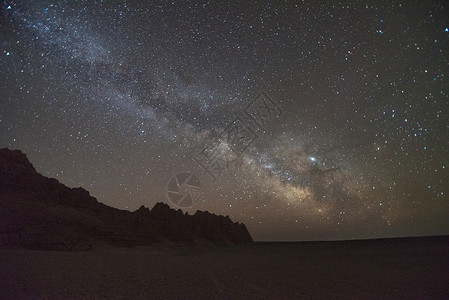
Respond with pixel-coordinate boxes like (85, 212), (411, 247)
(1, 1), (448, 241)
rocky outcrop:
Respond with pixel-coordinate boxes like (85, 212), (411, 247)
(0, 148), (253, 250)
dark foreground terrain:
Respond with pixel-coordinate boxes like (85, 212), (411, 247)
(1, 236), (448, 299)
(0, 148), (253, 248)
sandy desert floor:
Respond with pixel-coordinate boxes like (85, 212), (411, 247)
(1, 237), (448, 299)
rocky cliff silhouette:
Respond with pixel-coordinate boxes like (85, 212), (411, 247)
(0, 148), (253, 250)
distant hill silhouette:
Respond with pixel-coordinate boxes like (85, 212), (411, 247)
(0, 148), (253, 250)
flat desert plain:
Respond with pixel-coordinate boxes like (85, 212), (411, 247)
(1, 236), (448, 299)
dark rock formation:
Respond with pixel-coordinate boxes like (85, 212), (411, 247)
(0, 148), (253, 250)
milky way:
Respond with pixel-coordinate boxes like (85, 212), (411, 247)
(1, 1), (448, 240)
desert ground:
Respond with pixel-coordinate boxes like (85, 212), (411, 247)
(1, 237), (448, 299)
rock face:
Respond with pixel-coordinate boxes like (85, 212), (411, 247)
(0, 148), (253, 250)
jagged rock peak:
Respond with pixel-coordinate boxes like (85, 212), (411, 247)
(152, 202), (171, 211)
(0, 148), (36, 172)
(135, 205), (150, 213)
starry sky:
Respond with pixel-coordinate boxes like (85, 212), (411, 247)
(1, 0), (448, 241)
